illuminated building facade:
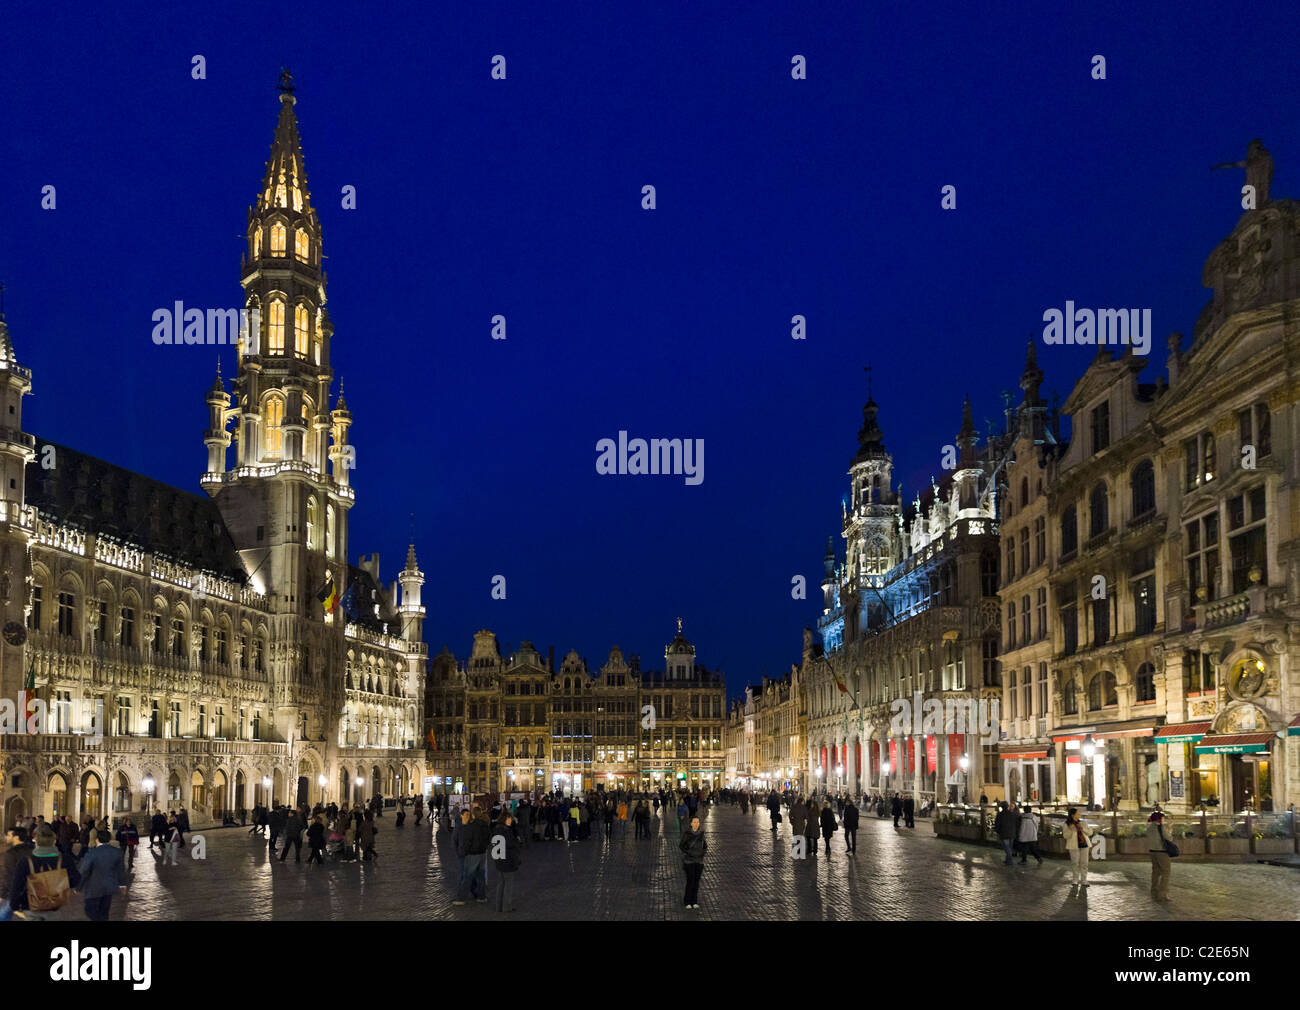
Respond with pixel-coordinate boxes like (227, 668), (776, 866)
(0, 84), (425, 829)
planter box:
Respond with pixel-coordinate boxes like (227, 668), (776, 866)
(1251, 837), (1295, 855)
(1206, 837), (1249, 855)
(1041, 836), (1067, 855)
(1116, 838), (1151, 855)
(1171, 837), (1204, 856)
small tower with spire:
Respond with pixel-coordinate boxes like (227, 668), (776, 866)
(0, 309), (35, 513)
(665, 619), (696, 680)
(398, 540), (426, 644)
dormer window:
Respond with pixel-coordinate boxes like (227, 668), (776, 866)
(1090, 402), (1110, 453)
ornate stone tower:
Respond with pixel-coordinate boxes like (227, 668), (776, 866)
(200, 76), (352, 748)
(842, 382), (902, 636)
(0, 314), (35, 702)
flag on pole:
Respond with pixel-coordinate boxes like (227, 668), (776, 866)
(316, 574), (338, 614)
(22, 659), (36, 733)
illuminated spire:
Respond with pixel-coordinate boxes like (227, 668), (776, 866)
(256, 70), (314, 219)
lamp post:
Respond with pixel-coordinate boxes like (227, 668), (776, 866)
(262, 775), (272, 808)
(318, 773), (327, 805)
(1082, 734), (1097, 810)
(881, 760), (891, 794)
(142, 773), (155, 816)
(959, 754), (970, 805)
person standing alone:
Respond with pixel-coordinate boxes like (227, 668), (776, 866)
(1147, 806), (1172, 902)
(679, 816), (706, 910)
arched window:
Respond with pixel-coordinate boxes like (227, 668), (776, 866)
(275, 179), (287, 208)
(295, 229), (310, 262)
(1060, 504), (1078, 556)
(306, 497), (318, 550)
(268, 299), (285, 354)
(1130, 460), (1155, 518)
(1063, 678), (1078, 715)
(1135, 662), (1156, 703)
(1087, 670), (1118, 711)
(1089, 483), (1109, 538)
(294, 304), (309, 358)
(270, 221), (287, 256)
(264, 395), (285, 458)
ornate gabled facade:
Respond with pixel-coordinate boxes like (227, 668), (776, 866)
(808, 388), (1006, 803)
(1030, 140), (1300, 815)
(0, 81), (425, 829)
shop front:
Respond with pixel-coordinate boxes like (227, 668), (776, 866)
(1001, 745), (1051, 804)
(1154, 722), (1211, 809)
(1052, 720), (1158, 809)
(1193, 733), (1277, 811)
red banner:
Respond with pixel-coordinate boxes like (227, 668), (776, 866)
(888, 738), (898, 770)
(948, 733), (965, 768)
(926, 735), (938, 774)
(855, 741), (862, 777)
(870, 740), (880, 776)
(907, 737), (916, 776)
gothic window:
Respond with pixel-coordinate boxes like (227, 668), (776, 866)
(1087, 671), (1118, 711)
(268, 299), (286, 354)
(1135, 662), (1156, 703)
(294, 229), (310, 262)
(1060, 505), (1078, 557)
(252, 227), (262, 259)
(275, 180), (287, 208)
(264, 395), (285, 458)
(294, 304), (309, 358)
(1089, 483), (1109, 538)
(57, 591), (76, 637)
(1130, 460), (1155, 519)
(170, 618), (185, 657)
(270, 221), (287, 256)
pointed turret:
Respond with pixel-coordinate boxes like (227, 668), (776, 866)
(0, 311), (35, 513)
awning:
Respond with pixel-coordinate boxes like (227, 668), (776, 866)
(1051, 718), (1158, 742)
(1193, 733), (1274, 755)
(1155, 721), (1212, 745)
(1289, 715), (1300, 738)
(1000, 749), (1047, 760)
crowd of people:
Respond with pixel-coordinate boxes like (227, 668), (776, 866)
(1, 782), (1181, 920)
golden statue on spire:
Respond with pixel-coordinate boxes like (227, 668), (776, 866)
(676, 616), (683, 634)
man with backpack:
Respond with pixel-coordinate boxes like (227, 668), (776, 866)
(9, 825), (80, 918)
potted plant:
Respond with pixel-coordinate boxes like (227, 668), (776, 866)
(1206, 825), (1249, 855)
(1116, 822), (1149, 855)
(1250, 822), (1295, 855)
(1040, 821), (1067, 855)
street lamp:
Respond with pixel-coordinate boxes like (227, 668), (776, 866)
(959, 754), (970, 804)
(1082, 734), (1097, 810)
(881, 761), (891, 792)
(262, 775), (272, 806)
(142, 773), (155, 814)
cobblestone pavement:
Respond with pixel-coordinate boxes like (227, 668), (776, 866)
(64, 806), (1300, 921)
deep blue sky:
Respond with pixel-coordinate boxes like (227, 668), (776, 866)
(1, 2), (1295, 696)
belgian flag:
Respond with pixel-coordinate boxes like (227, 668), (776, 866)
(317, 574), (339, 615)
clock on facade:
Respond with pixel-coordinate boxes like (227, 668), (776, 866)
(2, 621), (26, 647)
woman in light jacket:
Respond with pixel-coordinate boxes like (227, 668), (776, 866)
(1064, 807), (1091, 887)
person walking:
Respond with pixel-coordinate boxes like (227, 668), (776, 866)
(76, 830), (128, 921)
(164, 815), (184, 865)
(357, 811), (379, 862)
(1147, 806), (1172, 902)
(799, 798), (817, 855)
(789, 795), (807, 842)
(903, 794), (915, 829)
(458, 806), (490, 903)
(994, 802), (1019, 865)
(842, 797), (859, 854)
(819, 801), (838, 858)
(268, 805), (285, 855)
(890, 793), (903, 828)
(9, 825), (81, 918)
(306, 815), (326, 865)
(149, 810), (168, 851)
(490, 812), (520, 913)
(766, 789), (781, 831)
(675, 796), (689, 839)
(114, 817), (139, 871)
(1017, 804), (1043, 864)
(679, 816), (706, 909)
(1065, 807), (1091, 888)
(279, 808), (303, 863)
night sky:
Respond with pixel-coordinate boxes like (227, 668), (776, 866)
(2, 1), (1295, 695)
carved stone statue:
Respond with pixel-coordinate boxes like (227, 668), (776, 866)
(1213, 139), (1273, 204)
